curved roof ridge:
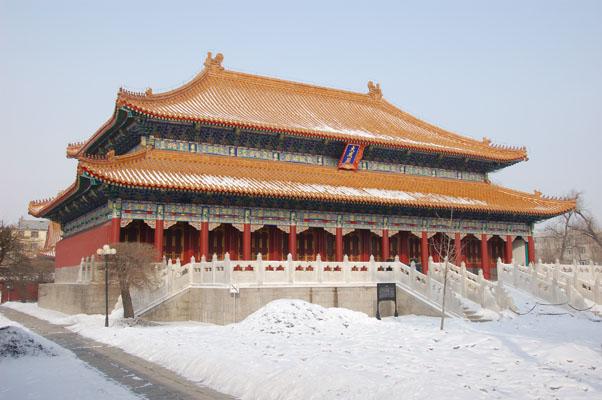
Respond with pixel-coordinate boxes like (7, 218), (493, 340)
(82, 51), (530, 163)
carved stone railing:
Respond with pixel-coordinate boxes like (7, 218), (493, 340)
(497, 258), (601, 308)
(129, 252), (520, 318)
(429, 257), (514, 312)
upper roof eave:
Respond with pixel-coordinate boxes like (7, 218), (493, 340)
(69, 52), (527, 164)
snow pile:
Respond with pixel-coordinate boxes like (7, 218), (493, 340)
(0, 325), (56, 358)
(0, 314), (140, 399)
(235, 299), (368, 336)
(5, 299), (602, 400)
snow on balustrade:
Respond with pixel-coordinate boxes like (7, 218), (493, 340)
(123, 252), (524, 319)
(497, 258), (601, 312)
(428, 257), (513, 312)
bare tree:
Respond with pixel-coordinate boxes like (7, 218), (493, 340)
(543, 191), (580, 263)
(110, 242), (159, 318)
(430, 210), (464, 330)
(572, 207), (602, 251)
(0, 221), (26, 267)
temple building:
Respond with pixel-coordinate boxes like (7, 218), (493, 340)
(29, 52), (575, 280)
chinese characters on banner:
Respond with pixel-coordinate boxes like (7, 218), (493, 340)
(338, 144), (365, 170)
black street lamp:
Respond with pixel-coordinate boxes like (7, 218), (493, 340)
(97, 244), (116, 327)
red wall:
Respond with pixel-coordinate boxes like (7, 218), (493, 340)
(0, 282), (39, 303)
(55, 221), (112, 268)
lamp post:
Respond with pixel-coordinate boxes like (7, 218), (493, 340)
(97, 244), (116, 327)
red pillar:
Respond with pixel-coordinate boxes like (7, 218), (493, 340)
(360, 230), (370, 262)
(455, 232), (462, 266)
(481, 233), (490, 279)
(200, 221), (209, 259)
(154, 219), (164, 261)
(335, 227), (343, 261)
(505, 235), (513, 264)
(289, 225), (297, 260)
(243, 223), (251, 260)
(381, 229), (389, 261)
(528, 235), (536, 264)
(110, 216), (121, 244)
(399, 231), (409, 264)
(420, 231), (429, 274)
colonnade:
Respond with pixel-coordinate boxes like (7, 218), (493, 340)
(111, 216), (535, 279)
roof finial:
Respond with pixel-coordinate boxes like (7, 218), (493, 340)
(145, 88), (153, 96)
(204, 51), (224, 72)
(367, 81), (382, 100)
(482, 137), (491, 146)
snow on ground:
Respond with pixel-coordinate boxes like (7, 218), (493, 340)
(0, 313), (141, 400)
(5, 298), (602, 400)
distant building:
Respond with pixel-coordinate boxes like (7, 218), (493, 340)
(535, 231), (601, 265)
(17, 217), (48, 257)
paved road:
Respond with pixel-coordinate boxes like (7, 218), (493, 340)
(0, 306), (236, 400)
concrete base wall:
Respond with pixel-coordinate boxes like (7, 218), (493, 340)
(38, 283), (120, 315)
(144, 285), (442, 325)
(54, 265), (81, 283)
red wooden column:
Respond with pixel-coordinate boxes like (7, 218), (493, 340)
(243, 224), (251, 260)
(335, 227), (343, 261)
(381, 228), (389, 261)
(481, 233), (490, 279)
(154, 205), (164, 261)
(200, 222), (209, 259)
(399, 231), (409, 264)
(110, 216), (121, 244)
(454, 232), (462, 265)
(289, 225), (297, 260)
(109, 199), (121, 244)
(505, 235), (513, 264)
(528, 235), (536, 264)
(420, 231), (429, 274)
(360, 230), (370, 262)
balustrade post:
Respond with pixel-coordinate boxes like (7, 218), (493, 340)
(477, 269), (486, 306)
(428, 256), (434, 279)
(410, 261), (416, 290)
(425, 270), (432, 299)
(287, 253), (294, 284)
(530, 265), (538, 296)
(316, 254), (323, 283)
(550, 268), (559, 303)
(594, 276), (601, 304)
(257, 253), (264, 285)
(460, 261), (467, 297)
(224, 253), (232, 285)
(77, 258), (84, 283)
(496, 257), (503, 284)
(189, 256), (196, 285)
(393, 255), (401, 282)
(200, 255), (206, 282)
(343, 255), (350, 283)
(512, 258), (518, 286)
(370, 255), (376, 282)
(496, 276), (506, 309)
(90, 255), (96, 282)
(211, 254), (217, 283)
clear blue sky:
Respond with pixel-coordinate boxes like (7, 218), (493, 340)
(1, 1), (601, 225)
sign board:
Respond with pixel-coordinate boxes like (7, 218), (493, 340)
(376, 282), (398, 320)
(338, 144), (364, 170)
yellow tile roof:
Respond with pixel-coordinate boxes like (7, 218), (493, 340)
(29, 148), (574, 218)
(81, 52), (527, 163)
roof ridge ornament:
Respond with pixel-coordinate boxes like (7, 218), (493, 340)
(367, 81), (382, 100)
(204, 51), (224, 72)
